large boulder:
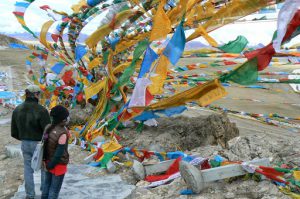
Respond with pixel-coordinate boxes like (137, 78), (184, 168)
(121, 113), (239, 151)
(69, 104), (94, 126)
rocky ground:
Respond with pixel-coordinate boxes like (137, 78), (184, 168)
(2, 109), (299, 199)
(0, 48), (299, 198)
(0, 107), (23, 198)
(121, 111), (300, 199)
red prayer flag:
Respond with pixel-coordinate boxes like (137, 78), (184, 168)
(145, 157), (182, 182)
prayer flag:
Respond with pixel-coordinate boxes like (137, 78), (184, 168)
(138, 46), (158, 78)
(51, 62), (65, 74)
(163, 21), (186, 65)
(149, 0), (171, 41)
(218, 36), (248, 53)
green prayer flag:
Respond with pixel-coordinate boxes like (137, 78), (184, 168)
(103, 50), (109, 64)
(195, 53), (209, 57)
(220, 58), (258, 85)
(136, 122), (144, 133)
(211, 63), (220, 67)
(107, 117), (119, 131)
(100, 152), (114, 168)
(113, 39), (149, 90)
(210, 160), (221, 168)
(218, 35), (249, 53)
(101, 100), (111, 118)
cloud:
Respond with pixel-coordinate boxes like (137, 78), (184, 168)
(0, 1), (297, 46)
(0, 0), (78, 33)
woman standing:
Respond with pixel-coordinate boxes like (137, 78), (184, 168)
(42, 105), (70, 199)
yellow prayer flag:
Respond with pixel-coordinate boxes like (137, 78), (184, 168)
(149, 55), (170, 95)
(148, 79), (227, 110)
(83, 77), (90, 86)
(71, 0), (87, 13)
(88, 58), (101, 70)
(84, 78), (107, 101)
(197, 81), (227, 107)
(102, 140), (122, 153)
(114, 32), (150, 54)
(85, 24), (112, 49)
(17, 18), (26, 26)
(85, 10), (134, 48)
(81, 83), (108, 137)
(113, 62), (131, 74)
(130, 0), (139, 4)
(149, 0), (171, 41)
(107, 50), (117, 83)
(167, 0), (187, 23)
(40, 20), (54, 50)
(187, 0), (272, 42)
(294, 171), (300, 181)
(193, 25), (218, 47)
(49, 95), (58, 109)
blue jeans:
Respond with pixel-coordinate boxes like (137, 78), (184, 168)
(21, 140), (43, 198)
(41, 170), (65, 199)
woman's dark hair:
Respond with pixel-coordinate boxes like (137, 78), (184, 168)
(44, 105), (69, 138)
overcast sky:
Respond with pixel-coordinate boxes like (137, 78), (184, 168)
(0, 0), (106, 35)
(0, 1), (298, 46)
(0, 1), (76, 33)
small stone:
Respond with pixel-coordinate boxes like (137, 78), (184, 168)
(0, 154), (7, 160)
(106, 160), (117, 173)
(225, 192), (235, 199)
(19, 174), (24, 181)
(132, 160), (145, 180)
(136, 180), (150, 187)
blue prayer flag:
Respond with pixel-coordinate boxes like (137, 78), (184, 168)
(163, 22), (186, 65)
(109, 37), (120, 51)
(9, 43), (29, 49)
(138, 46), (158, 78)
(156, 106), (187, 117)
(15, 2), (30, 8)
(133, 111), (159, 121)
(26, 60), (31, 66)
(75, 45), (87, 62)
(51, 62), (65, 74)
(87, 74), (93, 81)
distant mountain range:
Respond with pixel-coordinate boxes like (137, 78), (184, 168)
(2, 31), (213, 50)
(185, 41), (210, 50)
(1, 32), (89, 43)
(0, 34), (23, 47)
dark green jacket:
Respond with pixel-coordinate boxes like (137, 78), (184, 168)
(11, 98), (51, 141)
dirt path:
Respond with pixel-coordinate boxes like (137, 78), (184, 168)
(185, 107), (297, 139)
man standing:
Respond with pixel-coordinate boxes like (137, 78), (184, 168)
(11, 85), (50, 199)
